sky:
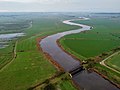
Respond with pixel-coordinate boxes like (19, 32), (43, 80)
(0, 0), (120, 12)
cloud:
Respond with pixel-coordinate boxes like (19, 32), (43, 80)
(0, 0), (61, 3)
(0, 0), (120, 12)
(0, 9), (9, 12)
(0, 0), (40, 3)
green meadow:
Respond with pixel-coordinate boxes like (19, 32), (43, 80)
(0, 14), (78, 90)
(59, 80), (76, 90)
(59, 16), (120, 84)
(105, 52), (120, 72)
(60, 17), (120, 59)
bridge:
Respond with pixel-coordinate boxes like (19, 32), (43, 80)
(69, 66), (84, 77)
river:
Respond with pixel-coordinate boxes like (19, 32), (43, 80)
(40, 18), (119, 90)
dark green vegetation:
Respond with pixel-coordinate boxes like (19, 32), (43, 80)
(0, 13), (78, 90)
(60, 16), (120, 85)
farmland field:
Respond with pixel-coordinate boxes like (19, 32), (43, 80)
(105, 52), (120, 72)
(59, 80), (76, 90)
(59, 15), (120, 85)
(0, 13), (79, 90)
(0, 12), (120, 90)
(60, 17), (120, 59)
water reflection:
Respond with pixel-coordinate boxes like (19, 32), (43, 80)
(40, 18), (120, 90)
(0, 33), (25, 48)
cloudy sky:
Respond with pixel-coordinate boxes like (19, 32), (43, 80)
(0, 0), (120, 12)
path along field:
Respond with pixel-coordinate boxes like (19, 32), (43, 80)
(59, 17), (120, 85)
(104, 51), (120, 72)
(0, 14), (79, 90)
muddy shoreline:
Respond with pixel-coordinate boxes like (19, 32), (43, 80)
(36, 37), (64, 71)
(57, 38), (82, 63)
(36, 37), (80, 89)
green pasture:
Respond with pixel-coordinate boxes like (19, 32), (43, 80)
(59, 80), (76, 90)
(106, 52), (120, 72)
(0, 15), (79, 90)
(60, 17), (120, 59)
(59, 16), (120, 85)
(95, 64), (120, 85)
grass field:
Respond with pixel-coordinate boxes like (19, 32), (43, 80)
(33, 72), (77, 90)
(95, 63), (120, 85)
(105, 52), (120, 72)
(60, 17), (120, 59)
(60, 37), (120, 59)
(0, 41), (15, 69)
(0, 14), (78, 90)
(59, 16), (120, 85)
(58, 80), (76, 90)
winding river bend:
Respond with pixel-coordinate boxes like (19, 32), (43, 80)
(40, 18), (119, 90)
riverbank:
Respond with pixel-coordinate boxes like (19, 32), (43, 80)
(0, 15), (80, 90)
(40, 18), (119, 90)
(36, 37), (64, 71)
(58, 36), (120, 89)
(58, 18), (120, 89)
